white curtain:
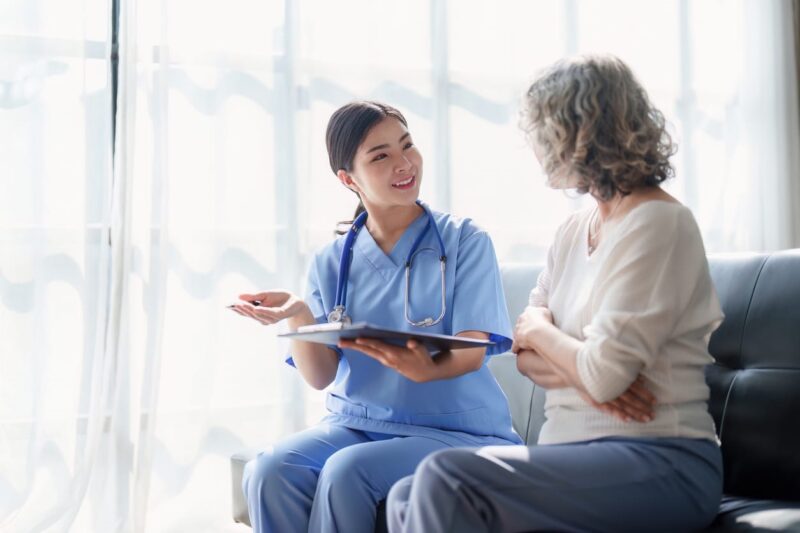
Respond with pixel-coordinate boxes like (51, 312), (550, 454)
(2, 1), (799, 532)
(731, 0), (800, 250)
(0, 0), (116, 531)
(107, 0), (310, 531)
(668, 0), (800, 252)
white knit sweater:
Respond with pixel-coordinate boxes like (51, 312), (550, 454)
(531, 201), (723, 445)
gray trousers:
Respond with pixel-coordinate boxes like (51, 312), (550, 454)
(386, 437), (722, 533)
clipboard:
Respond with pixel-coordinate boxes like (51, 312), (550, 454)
(278, 321), (494, 353)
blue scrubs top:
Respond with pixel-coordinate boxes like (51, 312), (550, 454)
(288, 208), (522, 447)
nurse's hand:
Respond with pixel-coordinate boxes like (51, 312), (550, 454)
(338, 338), (436, 383)
(229, 291), (307, 326)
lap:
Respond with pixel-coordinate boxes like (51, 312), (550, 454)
(434, 437), (719, 489)
(416, 437), (722, 531)
(247, 423), (452, 488)
(247, 424), (372, 476)
(322, 435), (450, 489)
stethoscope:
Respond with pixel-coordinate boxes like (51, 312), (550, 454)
(327, 200), (447, 327)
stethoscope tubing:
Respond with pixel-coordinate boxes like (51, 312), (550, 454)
(329, 200), (447, 327)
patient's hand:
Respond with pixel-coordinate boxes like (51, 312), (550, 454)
(580, 375), (656, 423)
(515, 349), (655, 422)
(516, 349), (569, 389)
(511, 306), (554, 353)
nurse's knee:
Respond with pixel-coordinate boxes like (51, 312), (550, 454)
(242, 448), (296, 499)
(318, 445), (369, 489)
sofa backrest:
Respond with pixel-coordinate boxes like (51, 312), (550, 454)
(487, 264), (545, 444)
(489, 251), (800, 502)
(706, 251), (800, 501)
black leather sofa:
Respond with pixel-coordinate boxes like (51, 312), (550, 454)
(231, 250), (800, 531)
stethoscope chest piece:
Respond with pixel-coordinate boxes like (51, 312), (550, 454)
(327, 305), (351, 325)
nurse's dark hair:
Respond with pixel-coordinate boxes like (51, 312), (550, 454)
(326, 100), (408, 234)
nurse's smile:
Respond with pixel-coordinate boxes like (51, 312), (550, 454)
(391, 175), (416, 189)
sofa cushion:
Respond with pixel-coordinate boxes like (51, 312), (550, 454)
(704, 497), (800, 532)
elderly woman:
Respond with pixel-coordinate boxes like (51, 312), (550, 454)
(386, 55), (724, 533)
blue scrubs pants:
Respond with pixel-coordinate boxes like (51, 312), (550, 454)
(242, 423), (450, 533)
(387, 437), (723, 533)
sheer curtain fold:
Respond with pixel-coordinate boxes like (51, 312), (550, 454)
(734, 0), (800, 251)
(0, 1), (116, 532)
(110, 2), (304, 532)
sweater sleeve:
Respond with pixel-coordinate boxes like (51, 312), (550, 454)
(529, 241), (554, 308)
(576, 206), (713, 402)
(529, 215), (572, 308)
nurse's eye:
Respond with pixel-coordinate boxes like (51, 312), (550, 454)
(371, 153), (388, 162)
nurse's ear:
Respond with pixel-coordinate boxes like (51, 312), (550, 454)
(337, 169), (362, 194)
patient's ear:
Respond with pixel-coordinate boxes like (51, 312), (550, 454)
(337, 169), (361, 194)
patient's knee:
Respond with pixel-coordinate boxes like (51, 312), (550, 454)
(414, 448), (473, 490)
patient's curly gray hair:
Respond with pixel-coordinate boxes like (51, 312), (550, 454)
(521, 55), (676, 200)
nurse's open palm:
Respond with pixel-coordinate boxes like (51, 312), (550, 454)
(230, 291), (306, 326)
(338, 338), (435, 383)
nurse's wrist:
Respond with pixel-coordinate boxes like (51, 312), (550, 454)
(286, 303), (314, 331)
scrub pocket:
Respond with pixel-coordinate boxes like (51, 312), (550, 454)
(325, 393), (368, 418)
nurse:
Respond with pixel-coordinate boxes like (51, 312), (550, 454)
(231, 101), (521, 533)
